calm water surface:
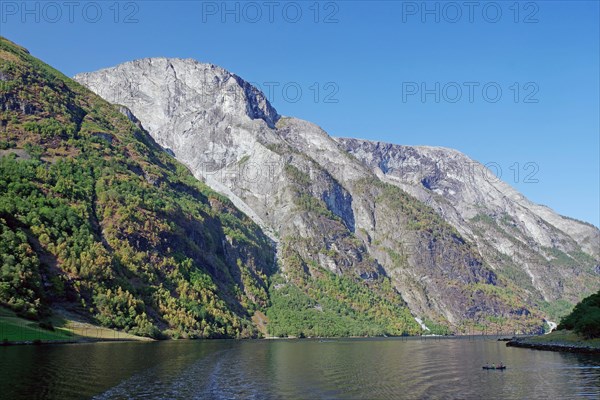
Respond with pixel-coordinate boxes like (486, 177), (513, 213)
(1, 337), (599, 399)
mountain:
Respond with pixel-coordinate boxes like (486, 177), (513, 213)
(0, 37), (276, 338)
(74, 57), (599, 334)
(335, 138), (600, 319)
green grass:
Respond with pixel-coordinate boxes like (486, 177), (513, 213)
(0, 306), (150, 343)
(0, 307), (14, 317)
(0, 316), (73, 342)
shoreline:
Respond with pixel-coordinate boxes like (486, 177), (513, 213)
(2, 333), (526, 347)
(1, 337), (151, 347)
(506, 333), (600, 354)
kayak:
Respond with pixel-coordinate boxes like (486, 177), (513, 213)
(482, 366), (506, 370)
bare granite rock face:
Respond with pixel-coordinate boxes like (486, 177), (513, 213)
(75, 58), (600, 332)
(336, 138), (600, 304)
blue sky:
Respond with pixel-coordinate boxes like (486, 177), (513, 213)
(2, 1), (599, 226)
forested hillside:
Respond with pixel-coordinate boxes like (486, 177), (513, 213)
(0, 37), (275, 338)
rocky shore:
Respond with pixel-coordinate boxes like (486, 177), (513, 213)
(506, 332), (600, 354)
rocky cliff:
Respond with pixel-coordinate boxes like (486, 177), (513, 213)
(336, 138), (600, 317)
(74, 58), (600, 334)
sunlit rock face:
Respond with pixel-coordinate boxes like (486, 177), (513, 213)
(75, 59), (600, 332)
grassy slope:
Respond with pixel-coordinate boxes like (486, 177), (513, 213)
(0, 306), (146, 343)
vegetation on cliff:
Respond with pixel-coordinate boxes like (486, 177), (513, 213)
(267, 239), (421, 337)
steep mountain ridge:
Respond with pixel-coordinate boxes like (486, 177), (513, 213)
(336, 139), (599, 255)
(73, 57), (599, 333)
(336, 138), (600, 312)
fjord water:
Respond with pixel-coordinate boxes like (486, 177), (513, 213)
(1, 338), (599, 399)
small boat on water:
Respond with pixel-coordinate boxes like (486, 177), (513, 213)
(482, 366), (506, 370)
